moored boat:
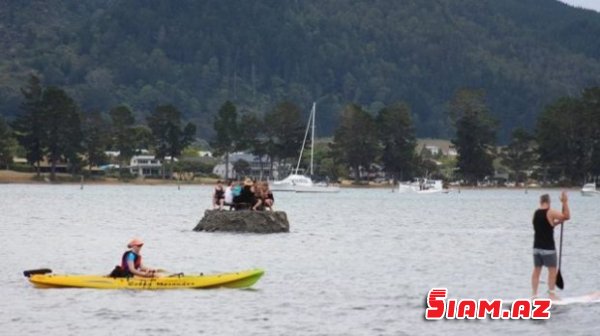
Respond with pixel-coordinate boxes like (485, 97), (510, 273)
(398, 179), (449, 194)
(269, 103), (340, 193)
(581, 183), (599, 196)
(24, 268), (264, 289)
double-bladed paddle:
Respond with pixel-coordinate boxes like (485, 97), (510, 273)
(23, 268), (52, 277)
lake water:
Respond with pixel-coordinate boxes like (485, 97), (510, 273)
(2, 185), (600, 335)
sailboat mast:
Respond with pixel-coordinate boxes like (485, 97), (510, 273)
(295, 103), (312, 175)
(310, 102), (315, 176)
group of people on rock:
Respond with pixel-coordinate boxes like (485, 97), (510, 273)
(212, 178), (274, 211)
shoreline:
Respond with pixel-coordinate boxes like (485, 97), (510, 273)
(0, 170), (580, 190)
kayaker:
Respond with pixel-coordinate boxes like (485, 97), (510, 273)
(122, 238), (157, 277)
(531, 192), (570, 300)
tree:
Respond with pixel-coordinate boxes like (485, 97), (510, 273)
(536, 90), (600, 184)
(41, 86), (83, 178)
(581, 87), (600, 180)
(376, 102), (417, 181)
(233, 159), (251, 178)
(12, 75), (45, 175)
(147, 104), (196, 178)
(264, 101), (305, 161)
(211, 101), (238, 179)
(501, 128), (536, 183)
(82, 111), (111, 173)
(263, 101), (305, 178)
(449, 89), (498, 185)
(238, 112), (267, 179)
(331, 103), (379, 182)
(0, 116), (15, 169)
(109, 105), (136, 175)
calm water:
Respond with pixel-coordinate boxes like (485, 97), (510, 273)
(1, 185), (600, 335)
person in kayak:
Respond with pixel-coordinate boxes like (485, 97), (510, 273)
(531, 192), (570, 300)
(122, 238), (157, 277)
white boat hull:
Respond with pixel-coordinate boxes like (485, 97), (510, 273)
(270, 173), (340, 193)
(581, 183), (599, 196)
(269, 184), (297, 192)
(294, 185), (340, 193)
(581, 190), (600, 196)
(398, 179), (448, 194)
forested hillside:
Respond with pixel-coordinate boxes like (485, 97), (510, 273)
(1, 0), (599, 140)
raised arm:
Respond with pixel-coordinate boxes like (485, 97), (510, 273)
(549, 191), (570, 226)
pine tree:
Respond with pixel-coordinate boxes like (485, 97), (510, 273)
(211, 101), (239, 179)
(13, 75), (45, 176)
(332, 103), (379, 182)
(147, 104), (196, 178)
(377, 102), (417, 181)
(449, 89), (497, 185)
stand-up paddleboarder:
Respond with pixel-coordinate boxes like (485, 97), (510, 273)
(531, 192), (570, 300)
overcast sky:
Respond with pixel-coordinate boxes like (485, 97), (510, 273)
(559, 0), (600, 12)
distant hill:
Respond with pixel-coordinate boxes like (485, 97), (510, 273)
(1, 0), (599, 141)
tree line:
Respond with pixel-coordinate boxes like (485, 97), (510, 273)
(1, 75), (195, 180)
(210, 99), (419, 183)
(212, 86), (600, 186)
(1, 74), (600, 186)
(449, 87), (600, 186)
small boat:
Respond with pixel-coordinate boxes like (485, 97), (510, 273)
(581, 183), (599, 196)
(398, 179), (449, 194)
(24, 268), (264, 289)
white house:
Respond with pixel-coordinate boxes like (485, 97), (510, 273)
(212, 152), (278, 179)
(129, 155), (163, 177)
(417, 139), (458, 157)
(425, 145), (440, 156)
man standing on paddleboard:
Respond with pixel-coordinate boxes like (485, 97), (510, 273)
(532, 192), (570, 300)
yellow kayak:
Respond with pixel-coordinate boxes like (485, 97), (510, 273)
(24, 268), (264, 289)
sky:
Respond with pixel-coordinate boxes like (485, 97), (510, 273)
(559, 0), (600, 12)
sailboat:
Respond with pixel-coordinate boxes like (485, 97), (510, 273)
(270, 103), (340, 193)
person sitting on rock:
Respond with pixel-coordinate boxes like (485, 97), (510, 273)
(261, 181), (274, 211)
(252, 180), (264, 211)
(224, 180), (234, 210)
(212, 180), (225, 210)
(235, 178), (256, 210)
(232, 180), (242, 204)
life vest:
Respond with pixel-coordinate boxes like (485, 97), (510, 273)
(121, 251), (142, 273)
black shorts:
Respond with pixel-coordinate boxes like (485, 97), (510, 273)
(533, 249), (557, 268)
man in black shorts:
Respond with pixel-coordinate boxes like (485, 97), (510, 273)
(532, 192), (570, 300)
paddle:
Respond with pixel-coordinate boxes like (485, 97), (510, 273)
(23, 268), (52, 277)
(556, 223), (564, 290)
(155, 269), (186, 277)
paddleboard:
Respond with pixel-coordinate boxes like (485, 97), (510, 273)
(552, 292), (600, 306)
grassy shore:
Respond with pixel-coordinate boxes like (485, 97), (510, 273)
(0, 170), (391, 187)
(0, 170), (576, 189)
(0, 170), (221, 185)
